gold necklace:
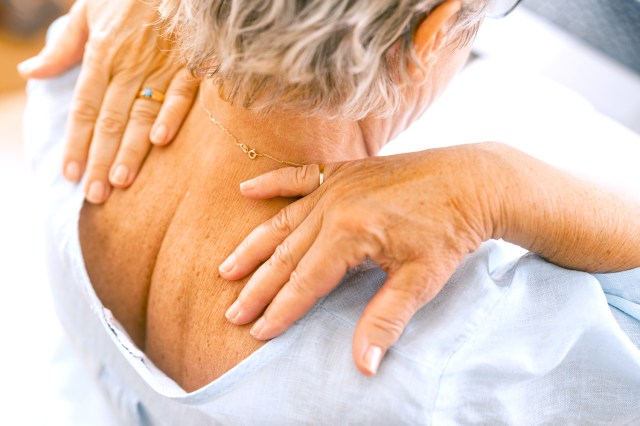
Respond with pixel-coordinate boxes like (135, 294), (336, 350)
(200, 96), (304, 168)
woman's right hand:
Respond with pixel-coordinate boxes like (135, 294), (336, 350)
(18, 0), (199, 204)
(221, 140), (640, 376)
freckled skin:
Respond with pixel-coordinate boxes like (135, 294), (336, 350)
(80, 112), (279, 390)
(78, 81), (374, 390)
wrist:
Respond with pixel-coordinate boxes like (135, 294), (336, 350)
(459, 142), (640, 271)
(462, 142), (519, 243)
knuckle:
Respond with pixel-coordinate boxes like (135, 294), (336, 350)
(236, 287), (262, 309)
(409, 283), (435, 306)
(246, 279), (271, 302)
(327, 213), (365, 242)
(389, 274), (436, 307)
(170, 71), (199, 94)
(262, 307), (288, 329)
(159, 101), (179, 118)
(83, 40), (111, 67)
(287, 269), (315, 299)
(268, 240), (296, 272)
(130, 102), (159, 124)
(86, 160), (112, 176)
(367, 314), (406, 342)
(328, 210), (386, 254)
(70, 99), (100, 123)
(97, 112), (126, 135)
(269, 208), (295, 237)
(159, 101), (185, 122)
(293, 165), (312, 188)
(169, 83), (197, 101)
(118, 144), (147, 163)
(328, 211), (358, 233)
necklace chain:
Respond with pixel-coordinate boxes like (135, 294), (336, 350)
(200, 96), (304, 168)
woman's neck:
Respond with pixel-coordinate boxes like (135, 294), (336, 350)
(198, 83), (375, 168)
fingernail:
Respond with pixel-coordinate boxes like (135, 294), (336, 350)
(64, 161), (81, 182)
(219, 253), (236, 274)
(225, 300), (240, 321)
(363, 345), (383, 376)
(151, 124), (168, 144)
(87, 181), (106, 204)
(250, 317), (266, 338)
(239, 179), (256, 191)
(111, 164), (129, 186)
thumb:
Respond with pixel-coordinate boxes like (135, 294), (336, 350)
(240, 162), (336, 199)
(17, 1), (88, 79)
(352, 262), (440, 376)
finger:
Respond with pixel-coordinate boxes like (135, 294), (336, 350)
(83, 77), (142, 203)
(240, 163), (336, 199)
(17, 0), (88, 78)
(109, 70), (178, 188)
(219, 196), (318, 280)
(108, 95), (162, 188)
(248, 227), (362, 341)
(62, 42), (111, 183)
(150, 68), (199, 146)
(352, 262), (439, 376)
(225, 212), (320, 326)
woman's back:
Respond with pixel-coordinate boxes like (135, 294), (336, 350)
(78, 75), (371, 389)
(79, 91), (295, 390)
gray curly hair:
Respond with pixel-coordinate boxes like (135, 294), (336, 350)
(159, 0), (486, 119)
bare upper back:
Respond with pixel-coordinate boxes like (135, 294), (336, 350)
(79, 107), (291, 391)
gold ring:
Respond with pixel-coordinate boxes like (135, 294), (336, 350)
(318, 163), (325, 186)
(138, 87), (165, 103)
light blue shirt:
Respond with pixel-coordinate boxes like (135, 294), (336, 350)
(25, 18), (640, 425)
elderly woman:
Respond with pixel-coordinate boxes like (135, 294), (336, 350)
(24, 0), (640, 423)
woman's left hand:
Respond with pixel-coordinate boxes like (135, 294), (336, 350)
(219, 144), (501, 376)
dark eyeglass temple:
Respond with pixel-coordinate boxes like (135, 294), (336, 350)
(487, 0), (524, 19)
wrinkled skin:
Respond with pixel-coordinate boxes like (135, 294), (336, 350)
(220, 145), (495, 375)
(220, 142), (640, 375)
(18, 0), (199, 204)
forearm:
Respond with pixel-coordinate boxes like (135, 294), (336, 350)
(485, 142), (640, 273)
